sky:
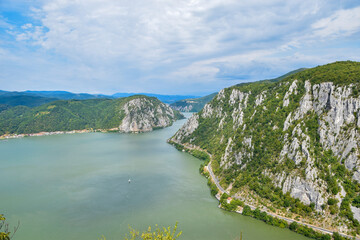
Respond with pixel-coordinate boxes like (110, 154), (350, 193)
(0, 0), (360, 95)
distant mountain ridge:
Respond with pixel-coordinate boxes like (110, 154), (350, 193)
(0, 90), (202, 107)
(0, 90), (109, 108)
(24, 90), (110, 100)
(0, 95), (58, 108)
(112, 93), (201, 104)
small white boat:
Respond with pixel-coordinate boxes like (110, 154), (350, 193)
(128, 179), (131, 183)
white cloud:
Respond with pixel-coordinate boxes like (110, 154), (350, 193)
(2, 0), (360, 94)
(15, 24), (45, 41)
(312, 6), (360, 38)
(16, 0), (331, 64)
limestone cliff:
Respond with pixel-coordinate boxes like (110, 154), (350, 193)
(119, 96), (183, 132)
(169, 61), (360, 233)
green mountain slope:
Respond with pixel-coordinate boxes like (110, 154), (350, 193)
(170, 93), (217, 112)
(170, 61), (360, 235)
(0, 104), (10, 113)
(170, 69), (308, 113)
(0, 95), (58, 108)
(0, 95), (183, 136)
(23, 90), (109, 100)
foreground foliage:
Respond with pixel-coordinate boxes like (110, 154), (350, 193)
(0, 215), (19, 240)
(99, 223), (182, 240)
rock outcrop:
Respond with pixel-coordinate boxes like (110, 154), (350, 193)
(119, 96), (183, 133)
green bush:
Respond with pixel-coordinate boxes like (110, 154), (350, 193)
(352, 195), (360, 208)
(242, 205), (252, 216)
(328, 198), (338, 205)
(329, 205), (339, 215)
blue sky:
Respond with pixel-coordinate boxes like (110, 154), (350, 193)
(0, 0), (360, 95)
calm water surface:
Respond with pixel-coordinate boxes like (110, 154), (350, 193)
(0, 113), (309, 240)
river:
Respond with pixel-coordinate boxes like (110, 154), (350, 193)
(0, 113), (309, 240)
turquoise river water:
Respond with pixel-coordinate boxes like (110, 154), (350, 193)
(0, 113), (309, 240)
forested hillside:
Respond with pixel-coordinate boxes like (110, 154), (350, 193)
(0, 95), (183, 136)
(170, 61), (360, 235)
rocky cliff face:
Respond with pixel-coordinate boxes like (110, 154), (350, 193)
(170, 61), (360, 232)
(119, 96), (183, 132)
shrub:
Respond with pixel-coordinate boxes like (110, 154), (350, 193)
(289, 221), (298, 231)
(100, 223), (182, 240)
(328, 198), (338, 205)
(242, 205), (252, 216)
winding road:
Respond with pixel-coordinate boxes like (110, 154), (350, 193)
(207, 163), (335, 236)
(184, 143), (359, 240)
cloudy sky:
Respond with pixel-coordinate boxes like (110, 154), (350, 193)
(1, 0), (360, 95)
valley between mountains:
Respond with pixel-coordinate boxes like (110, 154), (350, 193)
(1, 61), (359, 239)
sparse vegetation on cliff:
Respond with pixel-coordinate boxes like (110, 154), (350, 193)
(170, 61), (360, 235)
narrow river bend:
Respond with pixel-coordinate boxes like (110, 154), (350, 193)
(0, 113), (309, 240)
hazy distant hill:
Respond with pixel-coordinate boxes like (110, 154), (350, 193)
(24, 91), (109, 100)
(170, 93), (217, 112)
(0, 90), (201, 107)
(0, 95), (58, 108)
(0, 90), (110, 108)
(112, 93), (200, 104)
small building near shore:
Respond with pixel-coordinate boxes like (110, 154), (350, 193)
(227, 197), (232, 204)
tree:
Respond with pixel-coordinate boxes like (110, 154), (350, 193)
(242, 205), (252, 216)
(99, 223), (182, 240)
(289, 221), (298, 231)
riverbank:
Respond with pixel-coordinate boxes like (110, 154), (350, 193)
(168, 140), (357, 240)
(0, 128), (119, 140)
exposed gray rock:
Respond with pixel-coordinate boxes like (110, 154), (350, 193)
(119, 98), (178, 133)
(255, 90), (267, 106)
(217, 89), (225, 101)
(229, 90), (249, 129)
(312, 83), (360, 180)
(218, 113), (228, 130)
(171, 105), (193, 112)
(351, 206), (360, 222)
(171, 113), (199, 142)
(221, 138), (233, 169)
(282, 175), (326, 209)
(283, 113), (292, 131)
(283, 80), (298, 107)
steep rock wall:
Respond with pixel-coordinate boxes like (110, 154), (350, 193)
(119, 97), (181, 132)
(170, 61), (360, 230)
